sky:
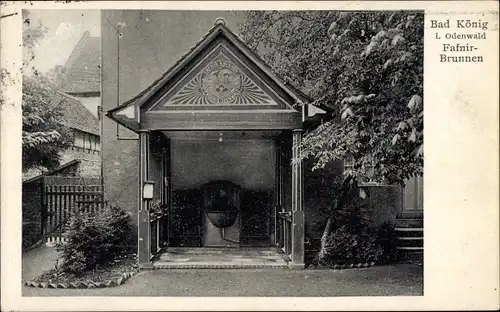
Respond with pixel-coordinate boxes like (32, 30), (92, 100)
(25, 10), (100, 74)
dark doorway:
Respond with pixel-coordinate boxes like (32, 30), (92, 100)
(239, 189), (273, 247)
(169, 189), (203, 247)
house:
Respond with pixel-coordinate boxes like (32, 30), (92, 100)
(22, 31), (102, 249)
(23, 31), (102, 181)
(56, 30), (102, 177)
(57, 31), (101, 118)
(21, 89), (101, 181)
(102, 11), (422, 269)
(49, 90), (101, 177)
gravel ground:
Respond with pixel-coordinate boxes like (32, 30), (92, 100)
(22, 245), (60, 281)
(23, 264), (423, 297)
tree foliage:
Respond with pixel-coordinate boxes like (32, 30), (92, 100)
(239, 11), (423, 185)
(57, 204), (134, 275)
(22, 13), (71, 171)
(22, 75), (72, 170)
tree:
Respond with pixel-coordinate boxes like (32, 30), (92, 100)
(240, 11), (423, 264)
(240, 11), (423, 183)
(22, 75), (72, 170)
(23, 10), (47, 74)
(22, 12), (71, 171)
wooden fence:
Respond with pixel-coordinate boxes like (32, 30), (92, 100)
(22, 176), (103, 249)
(43, 183), (103, 246)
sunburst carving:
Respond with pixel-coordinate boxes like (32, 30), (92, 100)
(165, 54), (277, 106)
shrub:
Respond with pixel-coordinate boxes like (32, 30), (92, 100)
(320, 222), (383, 266)
(318, 203), (399, 266)
(57, 203), (133, 275)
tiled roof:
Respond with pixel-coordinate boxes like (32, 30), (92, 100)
(49, 88), (100, 135)
(60, 31), (100, 94)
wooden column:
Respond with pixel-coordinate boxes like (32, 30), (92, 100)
(138, 130), (151, 267)
(162, 137), (172, 248)
(290, 129), (305, 269)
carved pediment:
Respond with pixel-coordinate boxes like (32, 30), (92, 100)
(168, 53), (276, 106)
(150, 45), (293, 111)
(108, 22), (313, 131)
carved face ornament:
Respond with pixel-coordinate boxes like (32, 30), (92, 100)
(201, 60), (242, 104)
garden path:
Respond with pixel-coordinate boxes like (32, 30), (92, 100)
(22, 245), (60, 281)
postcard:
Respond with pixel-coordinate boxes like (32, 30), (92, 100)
(1, 1), (498, 311)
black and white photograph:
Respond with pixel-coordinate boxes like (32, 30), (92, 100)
(19, 9), (424, 296)
(1, 1), (498, 310)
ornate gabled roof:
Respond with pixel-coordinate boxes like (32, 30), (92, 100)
(107, 19), (314, 131)
(60, 31), (100, 95)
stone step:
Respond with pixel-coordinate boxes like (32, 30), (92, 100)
(395, 218), (423, 228)
(397, 246), (424, 251)
(395, 221), (424, 255)
(153, 247), (289, 269)
(397, 237), (423, 248)
(165, 247), (280, 256)
(395, 227), (424, 239)
(395, 227), (423, 232)
(151, 262), (289, 270)
(401, 211), (424, 219)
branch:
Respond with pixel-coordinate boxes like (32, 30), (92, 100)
(248, 15), (287, 50)
(249, 13), (312, 50)
(1, 12), (17, 19)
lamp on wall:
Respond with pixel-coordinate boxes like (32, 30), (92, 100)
(143, 181), (155, 200)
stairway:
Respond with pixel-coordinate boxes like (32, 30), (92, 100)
(395, 218), (423, 263)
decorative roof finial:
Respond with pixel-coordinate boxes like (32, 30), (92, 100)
(214, 17), (226, 26)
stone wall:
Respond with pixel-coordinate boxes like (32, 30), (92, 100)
(22, 181), (43, 249)
(101, 136), (139, 221)
(59, 146), (101, 178)
(303, 159), (404, 241)
(363, 184), (403, 226)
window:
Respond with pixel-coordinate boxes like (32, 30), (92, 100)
(74, 131), (84, 148)
(73, 130), (100, 152)
(83, 133), (90, 149)
(403, 175), (423, 210)
(95, 138), (101, 151)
